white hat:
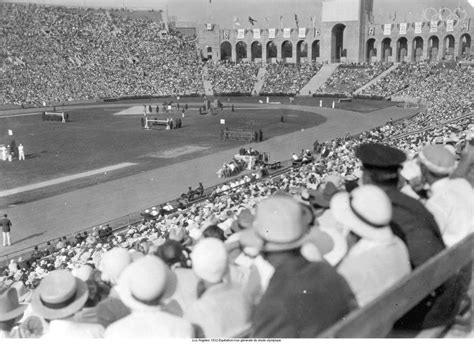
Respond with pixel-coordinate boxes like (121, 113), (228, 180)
(191, 238), (228, 283)
(99, 247), (132, 284)
(419, 144), (455, 175)
(330, 185), (393, 242)
(117, 255), (176, 311)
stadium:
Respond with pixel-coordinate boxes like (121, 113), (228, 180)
(0, 0), (472, 339)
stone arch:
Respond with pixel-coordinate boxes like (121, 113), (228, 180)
(220, 41), (232, 61)
(331, 23), (345, 62)
(428, 36), (439, 62)
(296, 40), (308, 64)
(443, 35), (455, 60)
(366, 38), (376, 62)
(311, 40), (320, 62)
(251, 41), (262, 61)
(381, 38), (392, 62)
(282, 40), (293, 60)
(413, 36), (424, 62)
(266, 41), (277, 61)
(396, 37), (408, 62)
(236, 41), (247, 62)
(459, 33), (471, 58)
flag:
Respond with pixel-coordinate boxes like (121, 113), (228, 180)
(265, 17), (270, 24)
(280, 15), (284, 28)
(248, 16), (257, 25)
(295, 14), (299, 28)
(233, 17), (240, 26)
(8, 130), (13, 136)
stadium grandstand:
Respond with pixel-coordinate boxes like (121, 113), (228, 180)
(0, 0), (473, 340)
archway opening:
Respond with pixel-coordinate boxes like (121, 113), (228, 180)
(428, 36), (439, 62)
(220, 41), (232, 61)
(366, 38), (376, 62)
(266, 41), (277, 62)
(331, 24), (345, 62)
(311, 40), (320, 62)
(460, 34), (471, 58)
(296, 40), (308, 64)
(443, 35), (455, 60)
(397, 37), (408, 62)
(236, 41), (247, 62)
(413, 37), (424, 62)
(381, 38), (392, 62)
(282, 40), (293, 62)
(251, 41), (262, 61)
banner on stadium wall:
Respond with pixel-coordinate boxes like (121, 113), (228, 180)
(368, 25), (375, 36)
(223, 30), (230, 40)
(399, 23), (407, 35)
(446, 19), (454, 32)
(268, 28), (276, 39)
(206, 23), (213, 30)
(414, 22), (422, 34)
(461, 20), (470, 32)
(253, 28), (261, 39)
(283, 28), (291, 38)
(237, 28), (245, 39)
(430, 21), (438, 33)
(383, 24), (391, 35)
(298, 27), (306, 38)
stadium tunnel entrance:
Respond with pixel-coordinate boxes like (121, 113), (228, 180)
(331, 23), (346, 63)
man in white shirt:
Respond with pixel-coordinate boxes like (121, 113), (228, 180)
(419, 144), (474, 247)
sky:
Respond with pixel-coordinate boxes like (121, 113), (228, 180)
(4, 0), (474, 27)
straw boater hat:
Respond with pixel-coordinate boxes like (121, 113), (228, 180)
(239, 195), (335, 254)
(0, 287), (28, 322)
(330, 185), (393, 242)
(116, 256), (177, 311)
(418, 144), (456, 176)
(31, 270), (89, 320)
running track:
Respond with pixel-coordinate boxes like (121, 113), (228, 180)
(0, 102), (416, 260)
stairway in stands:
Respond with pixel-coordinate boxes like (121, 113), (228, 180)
(252, 67), (267, 95)
(298, 63), (339, 96)
(353, 63), (400, 95)
(202, 65), (214, 96)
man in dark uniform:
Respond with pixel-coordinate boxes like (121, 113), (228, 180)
(355, 142), (467, 330)
(1, 214), (12, 246)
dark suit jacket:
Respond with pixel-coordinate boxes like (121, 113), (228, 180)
(251, 253), (357, 338)
(384, 187), (467, 330)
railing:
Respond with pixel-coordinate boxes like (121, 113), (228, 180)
(318, 233), (473, 338)
(0, 159), (293, 266)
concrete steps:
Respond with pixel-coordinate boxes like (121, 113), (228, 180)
(253, 67), (267, 95)
(299, 64), (339, 95)
(354, 63), (400, 95)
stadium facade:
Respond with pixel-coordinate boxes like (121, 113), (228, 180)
(198, 0), (473, 63)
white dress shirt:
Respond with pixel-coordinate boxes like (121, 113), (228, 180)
(425, 177), (474, 247)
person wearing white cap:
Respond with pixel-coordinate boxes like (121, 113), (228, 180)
(331, 185), (411, 307)
(419, 144), (474, 247)
(105, 256), (193, 338)
(184, 238), (251, 338)
(96, 248), (132, 328)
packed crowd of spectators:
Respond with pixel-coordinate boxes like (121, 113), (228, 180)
(1, 9), (473, 336)
(359, 61), (435, 98)
(260, 62), (321, 95)
(206, 61), (259, 95)
(317, 63), (392, 95)
(1, 102), (472, 337)
(1, 3), (204, 106)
